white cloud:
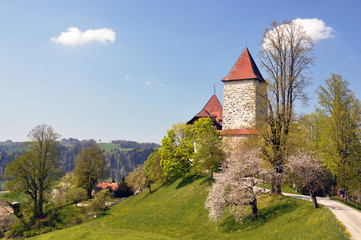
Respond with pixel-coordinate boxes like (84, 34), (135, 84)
(124, 75), (131, 80)
(145, 81), (165, 87)
(51, 27), (116, 46)
(293, 18), (334, 42)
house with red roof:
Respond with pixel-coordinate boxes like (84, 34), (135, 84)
(96, 182), (119, 192)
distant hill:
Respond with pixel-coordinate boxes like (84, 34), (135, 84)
(30, 177), (349, 240)
(0, 139), (160, 181)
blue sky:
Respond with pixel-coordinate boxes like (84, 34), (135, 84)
(0, 0), (360, 143)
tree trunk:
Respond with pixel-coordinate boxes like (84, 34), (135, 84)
(87, 188), (92, 199)
(210, 170), (213, 180)
(310, 192), (319, 209)
(148, 184), (152, 193)
(32, 197), (38, 219)
(37, 187), (45, 219)
(271, 181), (276, 194)
(251, 198), (258, 221)
(275, 184), (282, 195)
(271, 169), (282, 195)
(38, 192), (44, 218)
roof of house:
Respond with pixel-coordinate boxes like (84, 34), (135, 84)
(187, 94), (223, 125)
(96, 182), (119, 191)
(0, 201), (14, 216)
(222, 47), (265, 82)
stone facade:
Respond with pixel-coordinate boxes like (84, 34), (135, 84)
(222, 79), (265, 130)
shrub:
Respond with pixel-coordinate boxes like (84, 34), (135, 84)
(88, 189), (111, 217)
(66, 187), (88, 204)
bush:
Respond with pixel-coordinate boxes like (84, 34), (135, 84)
(66, 187), (88, 204)
(58, 205), (87, 226)
(88, 189), (111, 217)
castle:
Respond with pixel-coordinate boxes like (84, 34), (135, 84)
(188, 47), (266, 139)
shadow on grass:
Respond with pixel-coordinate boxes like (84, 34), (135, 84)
(219, 198), (298, 233)
(175, 175), (204, 189)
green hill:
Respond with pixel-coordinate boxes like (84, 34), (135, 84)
(31, 177), (349, 240)
(97, 142), (134, 152)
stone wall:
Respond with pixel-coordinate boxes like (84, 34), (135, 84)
(223, 79), (265, 130)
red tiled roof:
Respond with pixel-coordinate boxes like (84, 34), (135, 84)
(222, 47), (265, 82)
(96, 182), (119, 191)
(220, 129), (259, 136)
(188, 94), (223, 125)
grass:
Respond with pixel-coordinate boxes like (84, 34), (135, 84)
(30, 176), (349, 240)
(0, 191), (9, 198)
(97, 143), (134, 152)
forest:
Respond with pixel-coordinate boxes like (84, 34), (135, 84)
(0, 138), (159, 186)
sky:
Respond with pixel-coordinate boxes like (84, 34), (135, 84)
(0, 0), (360, 144)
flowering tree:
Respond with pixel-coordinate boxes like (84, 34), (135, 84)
(205, 148), (269, 222)
(285, 151), (326, 208)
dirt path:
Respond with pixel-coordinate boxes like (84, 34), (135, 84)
(284, 193), (361, 240)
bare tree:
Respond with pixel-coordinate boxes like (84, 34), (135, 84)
(205, 148), (269, 222)
(259, 21), (315, 194)
(285, 151), (326, 208)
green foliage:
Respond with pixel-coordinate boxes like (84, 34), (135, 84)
(192, 118), (224, 178)
(158, 119), (224, 181)
(57, 205), (87, 227)
(30, 177), (349, 240)
(88, 189), (111, 216)
(127, 165), (151, 193)
(305, 74), (361, 196)
(1, 139), (157, 181)
(159, 123), (194, 181)
(74, 144), (107, 198)
(145, 149), (164, 183)
(3, 124), (60, 219)
(66, 187), (88, 204)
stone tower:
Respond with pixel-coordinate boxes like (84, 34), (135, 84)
(221, 47), (266, 136)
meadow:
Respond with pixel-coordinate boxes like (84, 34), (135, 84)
(30, 177), (349, 240)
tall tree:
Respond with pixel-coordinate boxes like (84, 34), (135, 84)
(192, 118), (225, 179)
(4, 124), (60, 219)
(312, 74), (361, 200)
(145, 149), (164, 183)
(74, 144), (107, 198)
(159, 123), (194, 181)
(259, 20), (315, 194)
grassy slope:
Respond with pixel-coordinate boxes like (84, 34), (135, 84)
(97, 142), (134, 152)
(31, 177), (349, 240)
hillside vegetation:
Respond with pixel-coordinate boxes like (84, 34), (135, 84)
(31, 177), (349, 240)
(0, 139), (160, 181)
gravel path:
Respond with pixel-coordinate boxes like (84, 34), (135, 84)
(284, 193), (361, 240)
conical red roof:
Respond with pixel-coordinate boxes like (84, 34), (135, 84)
(222, 47), (265, 82)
